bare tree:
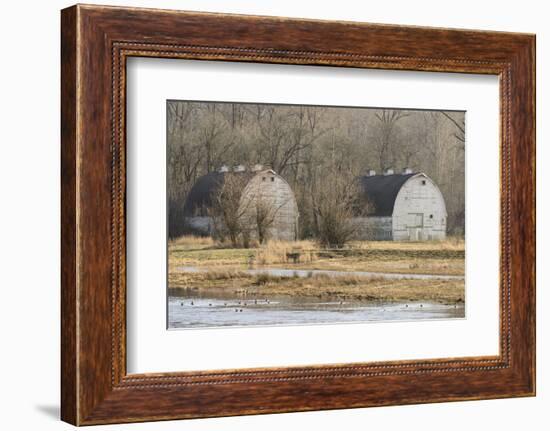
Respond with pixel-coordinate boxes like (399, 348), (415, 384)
(439, 111), (465, 148)
(253, 198), (278, 244)
(438, 111), (466, 234)
(252, 106), (326, 175)
(252, 195), (288, 244)
(167, 102), (203, 236)
(208, 173), (252, 247)
(312, 168), (363, 248)
(199, 104), (236, 172)
(372, 109), (409, 171)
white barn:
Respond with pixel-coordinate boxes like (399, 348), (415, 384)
(183, 165), (299, 241)
(354, 169), (447, 241)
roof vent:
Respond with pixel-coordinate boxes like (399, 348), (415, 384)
(384, 168), (394, 176)
(219, 165), (229, 172)
(367, 169), (376, 176)
(252, 164), (264, 172)
(233, 165), (246, 172)
(402, 167), (412, 175)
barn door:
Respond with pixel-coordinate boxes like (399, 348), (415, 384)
(407, 213), (424, 241)
(407, 213), (424, 227)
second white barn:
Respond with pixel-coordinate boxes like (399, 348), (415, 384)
(354, 168), (447, 241)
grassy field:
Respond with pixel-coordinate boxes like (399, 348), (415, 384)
(168, 236), (465, 304)
(169, 236), (465, 275)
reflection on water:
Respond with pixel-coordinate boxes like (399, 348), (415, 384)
(168, 289), (465, 329)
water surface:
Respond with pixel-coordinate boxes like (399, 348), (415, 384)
(168, 290), (464, 329)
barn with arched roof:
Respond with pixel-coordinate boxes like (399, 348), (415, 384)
(355, 168), (447, 241)
(183, 165), (299, 241)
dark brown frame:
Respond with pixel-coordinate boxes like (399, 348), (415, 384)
(61, 4), (536, 426)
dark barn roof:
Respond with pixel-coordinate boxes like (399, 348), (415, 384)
(183, 171), (254, 216)
(359, 173), (417, 216)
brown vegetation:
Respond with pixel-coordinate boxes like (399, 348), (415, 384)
(312, 168), (366, 248)
(167, 237), (465, 304)
(208, 172), (251, 247)
(252, 197), (280, 244)
(168, 270), (464, 304)
(168, 236), (465, 276)
(254, 240), (318, 265)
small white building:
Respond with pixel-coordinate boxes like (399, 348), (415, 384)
(354, 169), (447, 241)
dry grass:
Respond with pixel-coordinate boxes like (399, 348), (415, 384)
(286, 256), (464, 276)
(254, 240), (317, 265)
(168, 237), (465, 276)
(167, 237), (465, 304)
(169, 235), (464, 251)
(350, 236), (465, 251)
(168, 271), (464, 304)
(169, 235), (215, 247)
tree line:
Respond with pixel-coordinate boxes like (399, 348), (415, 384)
(168, 101), (465, 239)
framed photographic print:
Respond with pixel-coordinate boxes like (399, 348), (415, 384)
(61, 4), (535, 425)
(164, 101), (466, 331)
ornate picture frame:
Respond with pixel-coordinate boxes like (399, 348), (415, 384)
(61, 4), (535, 425)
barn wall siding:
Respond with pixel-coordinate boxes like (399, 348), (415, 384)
(392, 175), (447, 241)
(352, 216), (393, 240)
(240, 171), (299, 241)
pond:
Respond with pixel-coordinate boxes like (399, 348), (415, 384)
(168, 290), (465, 329)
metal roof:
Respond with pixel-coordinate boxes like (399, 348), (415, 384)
(358, 173), (417, 216)
(182, 170), (259, 216)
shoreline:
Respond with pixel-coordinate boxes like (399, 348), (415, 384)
(168, 271), (465, 305)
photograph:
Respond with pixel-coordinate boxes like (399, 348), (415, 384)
(167, 101), (466, 329)
(51, 2), (537, 426)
